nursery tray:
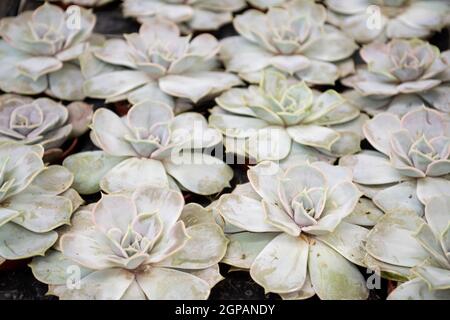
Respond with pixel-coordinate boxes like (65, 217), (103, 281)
(0, 0), (448, 301)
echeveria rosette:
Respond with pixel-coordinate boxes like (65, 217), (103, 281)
(216, 161), (370, 300)
(123, 0), (246, 32)
(30, 187), (228, 300)
(343, 39), (450, 115)
(325, 0), (450, 43)
(0, 142), (83, 263)
(63, 101), (233, 196)
(220, 0), (358, 85)
(48, 0), (115, 6)
(83, 18), (242, 105)
(0, 3), (96, 101)
(209, 70), (366, 164)
(365, 196), (450, 300)
(0, 94), (93, 159)
(340, 107), (450, 216)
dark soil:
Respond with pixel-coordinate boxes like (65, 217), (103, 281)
(0, 268), (54, 300)
(0, 0), (448, 301)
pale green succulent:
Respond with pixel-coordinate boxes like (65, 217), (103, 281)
(0, 94), (93, 158)
(326, 0), (450, 43)
(343, 39), (450, 115)
(340, 107), (450, 212)
(30, 187), (228, 300)
(63, 101), (233, 196)
(123, 0), (246, 32)
(0, 142), (83, 264)
(216, 161), (371, 300)
(365, 196), (450, 300)
(0, 3), (96, 101)
(209, 70), (366, 164)
(220, 0), (358, 84)
(82, 17), (242, 105)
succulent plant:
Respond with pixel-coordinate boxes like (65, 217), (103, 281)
(0, 3), (96, 101)
(123, 0), (246, 32)
(340, 107), (450, 216)
(0, 94), (93, 159)
(48, 0), (115, 6)
(326, 0), (450, 43)
(365, 196), (450, 300)
(63, 101), (233, 195)
(209, 70), (366, 164)
(82, 18), (241, 105)
(216, 160), (370, 299)
(220, 0), (358, 85)
(343, 39), (450, 115)
(0, 142), (83, 263)
(30, 187), (227, 299)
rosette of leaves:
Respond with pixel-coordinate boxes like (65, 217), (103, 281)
(82, 18), (242, 105)
(47, 0), (115, 6)
(209, 70), (366, 164)
(364, 196), (450, 300)
(220, 0), (358, 85)
(0, 94), (93, 160)
(0, 142), (83, 264)
(123, 0), (246, 32)
(325, 0), (450, 43)
(216, 160), (371, 300)
(0, 3), (96, 101)
(30, 187), (228, 300)
(340, 107), (450, 216)
(343, 39), (450, 115)
(63, 101), (233, 196)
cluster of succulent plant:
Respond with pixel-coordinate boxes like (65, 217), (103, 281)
(0, 0), (448, 301)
